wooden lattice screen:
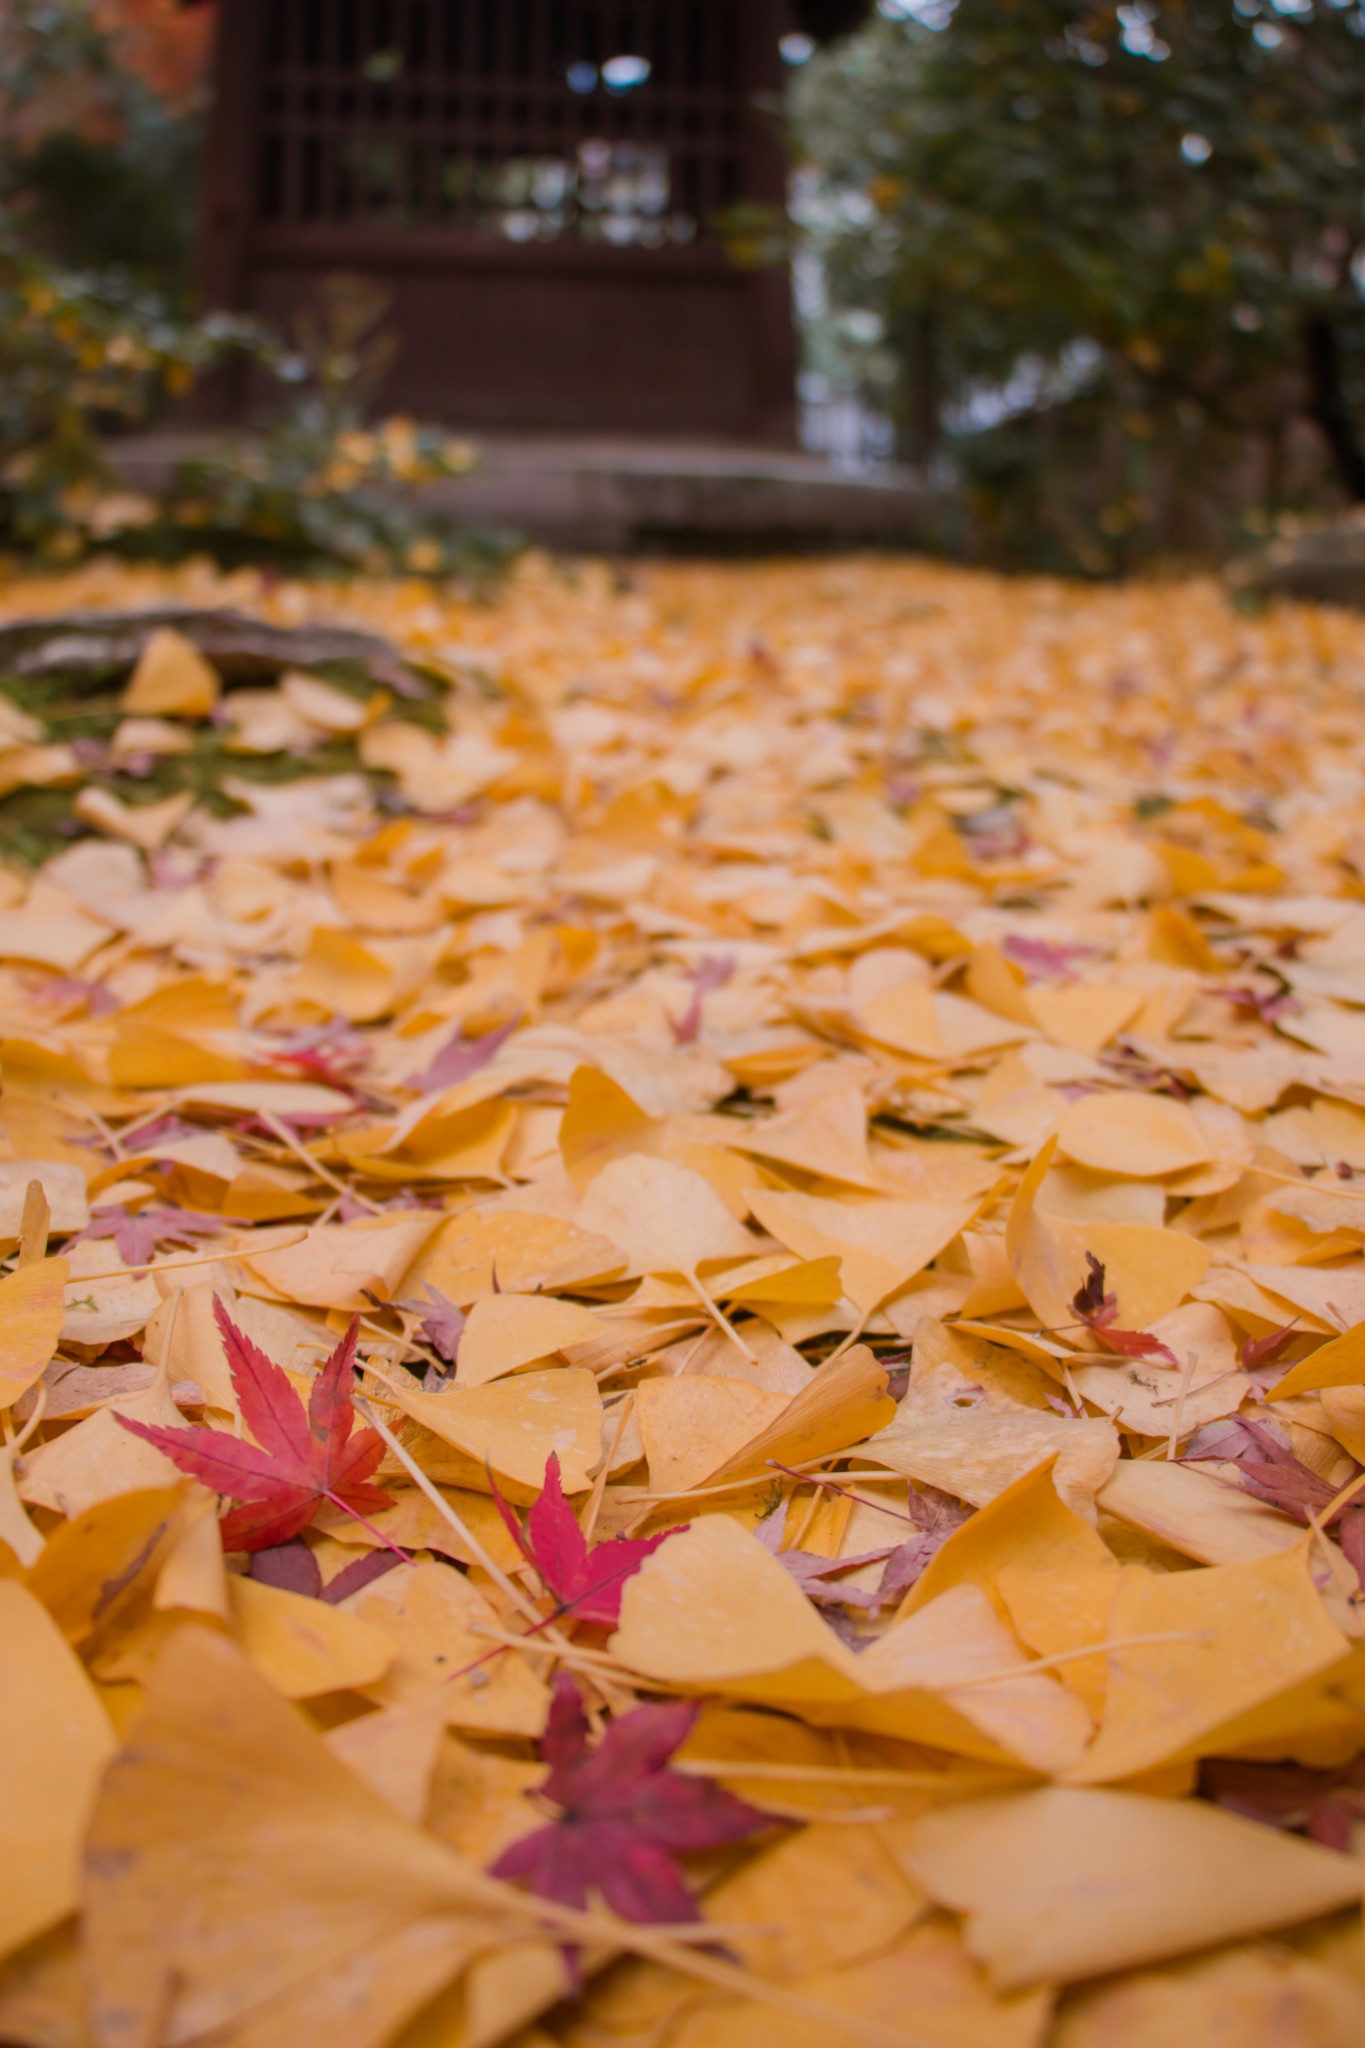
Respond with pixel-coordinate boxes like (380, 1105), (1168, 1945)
(200, 0), (799, 437)
(257, 0), (745, 248)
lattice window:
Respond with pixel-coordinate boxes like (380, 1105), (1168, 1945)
(257, 0), (746, 245)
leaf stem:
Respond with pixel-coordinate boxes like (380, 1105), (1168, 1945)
(683, 1270), (757, 1362)
(354, 1390), (548, 1627)
(256, 1108), (385, 1213)
(764, 1460), (924, 1525)
(321, 1489), (412, 1567)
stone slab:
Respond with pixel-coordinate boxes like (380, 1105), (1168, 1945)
(110, 432), (938, 555)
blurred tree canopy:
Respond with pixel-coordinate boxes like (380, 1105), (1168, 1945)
(792, 0), (1365, 569)
(0, 2), (227, 558)
(0, 0), (213, 292)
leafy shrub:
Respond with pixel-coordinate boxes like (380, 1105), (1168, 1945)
(0, 229), (260, 560)
(133, 278), (495, 578)
(152, 416), (486, 579)
(0, 249), (503, 580)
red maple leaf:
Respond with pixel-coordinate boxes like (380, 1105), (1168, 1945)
(1071, 1251), (1116, 1326)
(491, 1453), (682, 1628)
(489, 1674), (767, 1924)
(1071, 1252), (1179, 1365)
(273, 1020), (371, 1089)
(115, 1298), (394, 1551)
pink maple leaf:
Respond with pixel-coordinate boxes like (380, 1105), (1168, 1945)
(406, 1014), (520, 1092)
(72, 1204), (222, 1267)
(669, 955), (735, 1047)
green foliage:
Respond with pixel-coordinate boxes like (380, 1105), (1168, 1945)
(792, 0), (1365, 570)
(0, 0), (207, 295)
(136, 279), (498, 580)
(0, 247), (501, 583)
(0, 230), (259, 560)
(142, 412), (494, 582)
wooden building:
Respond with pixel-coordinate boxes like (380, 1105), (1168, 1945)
(196, 1), (871, 440)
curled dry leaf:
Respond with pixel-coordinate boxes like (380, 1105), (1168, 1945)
(1070, 1252), (1180, 1366)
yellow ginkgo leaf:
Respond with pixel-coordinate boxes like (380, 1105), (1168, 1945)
(906, 1788), (1363, 1989)
(0, 1254), (68, 1409)
(1055, 1090), (1212, 1178)
(636, 1375), (790, 1494)
(72, 786), (194, 853)
(237, 1212), (444, 1312)
(612, 1517), (1089, 1774)
(1024, 984), (1146, 1057)
(558, 1064), (665, 1187)
(704, 1343), (895, 1485)
(1007, 1137), (1210, 1333)
(226, 1574), (396, 1700)
(0, 1580), (114, 1962)
(727, 1086), (883, 1190)
(1266, 1316), (1365, 1400)
(1097, 1458), (1302, 1568)
(120, 627), (220, 718)
(386, 1366), (602, 1500)
(454, 1292), (604, 1389)
(1065, 1544), (1350, 1784)
(576, 1153), (755, 1277)
(749, 1187), (981, 1317)
(341, 1560), (550, 1737)
(81, 1625), (524, 2048)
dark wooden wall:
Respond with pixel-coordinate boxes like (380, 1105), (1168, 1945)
(199, 0), (800, 440)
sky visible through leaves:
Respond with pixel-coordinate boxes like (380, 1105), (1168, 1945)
(3, 551), (1365, 2044)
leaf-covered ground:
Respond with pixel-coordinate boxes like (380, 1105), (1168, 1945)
(3, 553), (1365, 2048)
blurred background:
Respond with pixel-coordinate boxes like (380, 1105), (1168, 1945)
(3, 0), (1364, 578)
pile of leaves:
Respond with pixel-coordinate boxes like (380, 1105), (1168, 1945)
(0, 606), (447, 866)
(2, 550), (1365, 2047)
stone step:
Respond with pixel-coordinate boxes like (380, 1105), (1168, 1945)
(109, 432), (939, 554)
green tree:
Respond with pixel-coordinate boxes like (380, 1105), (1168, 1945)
(0, 0), (210, 296)
(792, 0), (1365, 567)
